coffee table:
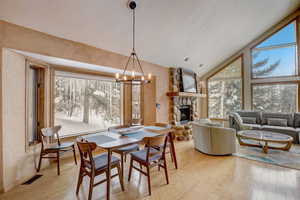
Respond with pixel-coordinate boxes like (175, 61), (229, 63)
(237, 130), (293, 153)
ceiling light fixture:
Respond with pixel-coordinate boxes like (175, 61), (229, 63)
(115, 0), (151, 84)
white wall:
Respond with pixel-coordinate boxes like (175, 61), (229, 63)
(2, 49), (41, 191)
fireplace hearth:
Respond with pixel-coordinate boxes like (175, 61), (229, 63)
(179, 105), (191, 123)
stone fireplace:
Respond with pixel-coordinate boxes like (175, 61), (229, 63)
(167, 68), (204, 125)
(173, 97), (197, 124)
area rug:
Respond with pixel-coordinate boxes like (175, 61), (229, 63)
(234, 144), (300, 170)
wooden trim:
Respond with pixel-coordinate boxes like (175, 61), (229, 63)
(0, 48), (3, 192)
(53, 65), (116, 78)
(25, 61), (47, 150)
(252, 42), (296, 51)
(206, 55), (244, 119)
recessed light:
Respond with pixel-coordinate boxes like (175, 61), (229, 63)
(184, 57), (189, 62)
(199, 64), (204, 68)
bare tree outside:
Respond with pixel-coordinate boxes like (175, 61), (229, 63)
(55, 76), (121, 136)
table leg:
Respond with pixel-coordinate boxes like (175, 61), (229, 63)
(106, 149), (112, 200)
(169, 132), (178, 169)
(263, 142), (268, 154)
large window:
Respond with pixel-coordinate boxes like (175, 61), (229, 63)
(54, 72), (122, 136)
(252, 84), (298, 113)
(208, 57), (243, 119)
(132, 84), (142, 124)
(251, 21), (299, 112)
(252, 22), (297, 78)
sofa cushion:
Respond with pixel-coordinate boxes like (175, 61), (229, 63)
(267, 118), (288, 127)
(237, 111), (261, 124)
(261, 112), (294, 127)
(294, 113), (300, 128)
(242, 117), (257, 124)
(261, 125), (298, 143)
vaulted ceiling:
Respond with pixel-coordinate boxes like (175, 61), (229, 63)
(0, 0), (299, 76)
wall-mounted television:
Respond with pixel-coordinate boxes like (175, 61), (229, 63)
(179, 68), (197, 93)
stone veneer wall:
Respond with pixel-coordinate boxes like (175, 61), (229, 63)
(168, 68), (200, 124)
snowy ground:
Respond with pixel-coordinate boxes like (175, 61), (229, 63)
(55, 113), (120, 136)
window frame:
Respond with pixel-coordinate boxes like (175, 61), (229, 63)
(50, 67), (124, 138)
(25, 61), (48, 149)
(250, 20), (299, 80)
(251, 81), (299, 112)
(250, 17), (300, 112)
(206, 55), (244, 120)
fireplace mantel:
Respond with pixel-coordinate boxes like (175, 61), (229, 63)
(167, 92), (206, 97)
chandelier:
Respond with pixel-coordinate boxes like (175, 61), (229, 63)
(115, 0), (151, 84)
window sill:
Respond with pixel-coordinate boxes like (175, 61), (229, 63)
(59, 129), (108, 140)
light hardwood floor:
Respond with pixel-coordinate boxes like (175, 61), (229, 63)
(1, 140), (300, 200)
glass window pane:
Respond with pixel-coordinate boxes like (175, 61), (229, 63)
(54, 75), (122, 136)
(252, 84), (297, 113)
(252, 46), (297, 78)
(208, 57), (243, 119)
(132, 84), (141, 123)
(256, 22), (296, 48)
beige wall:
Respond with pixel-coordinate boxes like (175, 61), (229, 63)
(2, 49), (44, 191)
(0, 20), (169, 191)
(0, 20), (169, 123)
(200, 9), (300, 118)
(0, 48), (3, 192)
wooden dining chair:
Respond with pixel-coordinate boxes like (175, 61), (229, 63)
(128, 134), (169, 195)
(108, 125), (140, 177)
(150, 123), (176, 166)
(37, 125), (77, 175)
(76, 141), (124, 200)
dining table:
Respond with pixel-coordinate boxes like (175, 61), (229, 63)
(82, 125), (177, 200)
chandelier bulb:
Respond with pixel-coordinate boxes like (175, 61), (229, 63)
(124, 76), (127, 81)
(148, 73), (152, 80)
(115, 73), (120, 79)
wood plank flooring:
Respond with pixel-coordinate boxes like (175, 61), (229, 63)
(1, 140), (300, 200)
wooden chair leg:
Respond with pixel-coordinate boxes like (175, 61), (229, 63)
(37, 153), (43, 172)
(117, 164), (125, 191)
(88, 173), (95, 200)
(57, 152), (60, 176)
(170, 149), (174, 163)
(128, 158), (133, 181)
(76, 169), (83, 195)
(146, 165), (151, 196)
(72, 146), (77, 165)
(163, 158), (169, 184)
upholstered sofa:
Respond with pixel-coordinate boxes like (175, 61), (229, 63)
(192, 121), (237, 155)
(229, 111), (300, 144)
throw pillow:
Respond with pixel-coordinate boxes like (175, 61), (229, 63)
(242, 117), (256, 124)
(267, 118), (288, 127)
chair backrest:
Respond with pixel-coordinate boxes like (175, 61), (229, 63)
(40, 125), (62, 147)
(77, 140), (97, 169)
(143, 134), (168, 163)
